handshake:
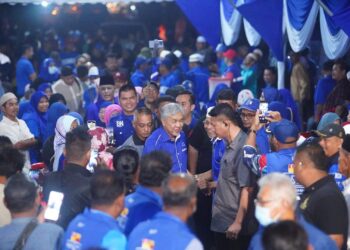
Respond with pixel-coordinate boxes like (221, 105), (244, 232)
(193, 171), (216, 196)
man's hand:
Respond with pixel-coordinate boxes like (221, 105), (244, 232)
(226, 221), (242, 240)
(266, 111), (282, 123)
(251, 110), (264, 131)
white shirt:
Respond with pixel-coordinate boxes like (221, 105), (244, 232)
(0, 116), (34, 172)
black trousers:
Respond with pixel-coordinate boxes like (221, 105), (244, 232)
(214, 232), (252, 250)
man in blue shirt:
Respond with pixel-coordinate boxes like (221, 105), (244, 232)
(128, 174), (203, 250)
(186, 53), (210, 110)
(86, 74), (117, 127)
(249, 173), (337, 250)
(109, 84), (138, 147)
(118, 151), (172, 236)
(63, 170), (126, 250)
(130, 56), (149, 87)
(16, 44), (36, 97)
(314, 61), (336, 122)
(159, 58), (177, 95)
(143, 103), (187, 173)
(243, 115), (304, 196)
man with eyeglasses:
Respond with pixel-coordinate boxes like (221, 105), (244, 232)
(248, 173), (337, 250)
(120, 107), (153, 159)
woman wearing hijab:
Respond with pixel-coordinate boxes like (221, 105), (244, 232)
(43, 102), (68, 143)
(278, 88), (302, 130)
(22, 91), (49, 163)
(53, 115), (79, 171)
(39, 57), (60, 83)
(104, 104), (122, 126)
(38, 82), (53, 99)
(68, 112), (84, 126)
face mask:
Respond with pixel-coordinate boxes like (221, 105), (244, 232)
(48, 66), (58, 75)
(255, 204), (279, 226)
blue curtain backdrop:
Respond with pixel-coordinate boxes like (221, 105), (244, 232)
(237, 0), (284, 60)
(176, 0), (221, 48)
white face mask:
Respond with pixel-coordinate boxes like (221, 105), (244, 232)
(48, 66), (58, 75)
(255, 204), (279, 226)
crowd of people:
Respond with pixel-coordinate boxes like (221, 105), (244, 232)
(0, 24), (350, 250)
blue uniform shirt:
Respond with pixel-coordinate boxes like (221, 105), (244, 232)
(118, 185), (162, 237)
(16, 57), (35, 96)
(131, 70), (147, 87)
(212, 138), (225, 181)
(63, 208), (127, 250)
(314, 75), (336, 105)
(185, 66), (210, 104)
(328, 156), (346, 191)
(128, 211), (203, 250)
(109, 112), (135, 147)
(143, 127), (188, 173)
(248, 215), (338, 250)
(159, 72), (177, 94)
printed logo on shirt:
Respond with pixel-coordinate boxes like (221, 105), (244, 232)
(121, 207), (129, 217)
(300, 197), (309, 210)
(137, 238), (155, 250)
(70, 232), (81, 242)
(116, 120), (124, 127)
(66, 232), (82, 250)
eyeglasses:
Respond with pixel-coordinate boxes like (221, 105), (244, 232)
(240, 112), (255, 119)
(254, 197), (277, 206)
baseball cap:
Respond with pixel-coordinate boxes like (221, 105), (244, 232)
(314, 123), (345, 139)
(267, 119), (299, 143)
(237, 89), (254, 106)
(88, 66), (99, 77)
(215, 43), (226, 53)
(134, 56), (148, 68)
(196, 36), (206, 43)
(223, 49), (237, 61)
(239, 98), (259, 112)
(0, 92), (17, 106)
(189, 53), (203, 63)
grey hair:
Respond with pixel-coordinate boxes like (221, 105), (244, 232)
(258, 173), (297, 208)
(160, 103), (184, 120)
(161, 173), (197, 207)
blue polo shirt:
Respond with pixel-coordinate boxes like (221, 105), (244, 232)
(118, 185), (162, 237)
(16, 56), (35, 96)
(109, 112), (135, 147)
(143, 127), (187, 173)
(131, 70), (147, 87)
(314, 75), (335, 105)
(328, 154), (346, 191)
(185, 66), (210, 104)
(212, 138), (225, 181)
(159, 72), (177, 94)
(127, 212), (203, 250)
(248, 215), (338, 250)
(63, 208), (127, 250)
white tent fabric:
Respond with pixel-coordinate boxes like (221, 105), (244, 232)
(220, 0), (243, 46)
(319, 7), (350, 59)
(283, 0), (319, 53)
(243, 18), (261, 46)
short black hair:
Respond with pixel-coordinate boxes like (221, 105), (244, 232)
(216, 88), (237, 103)
(264, 66), (277, 76)
(65, 126), (92, 161)
(333, 59), (348, 72)
(0, 136), (12, 149)
(322, 60), (334, 72)
(77, 65), (89, 78)
(209, 103), (243, 128)
(144, 81), (160, 91)
(61, 66), (73, 77)
(139, 151), (172, 187)
(119, 84), (137, 98)
(296, 140), (330, 172)
(155, 95), (175, 109)
(0, 147), (24, 178)
(21, 44), (32, 55)
(49, 93), (67, 107)
(4, 173), (37, 213)
(262, 220), (308, 250)
(90, 170), (125, 206)
(135, 107), (153, 117)
(162, 174), (197, 207)
(176, 90), (195, 105)
(113, 146), (139, 193)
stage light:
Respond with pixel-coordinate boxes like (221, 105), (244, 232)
(130, 4), (136, 11)
(41, 1), (49, 7)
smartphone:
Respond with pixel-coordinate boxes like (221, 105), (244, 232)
(44, 191), (64, 221)
(259, 102), (269, 123)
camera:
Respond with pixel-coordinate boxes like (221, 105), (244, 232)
(149, 39), (164, 49)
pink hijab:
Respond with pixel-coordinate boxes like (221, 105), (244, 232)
(104, 104), (122, 125)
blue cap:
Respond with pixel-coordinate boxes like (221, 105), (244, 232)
(239, 98), (259, 112)
(268, 101), (290, 120)
(160, 57), (173, 69)
(266, 119), (299, 143)
(134, 56), (148, 69)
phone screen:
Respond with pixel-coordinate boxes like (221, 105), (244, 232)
(44, 191), (64, 221)
(259, 102), (269, 123)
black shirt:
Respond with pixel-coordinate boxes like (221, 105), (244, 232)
(299, 175), (348, 248)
